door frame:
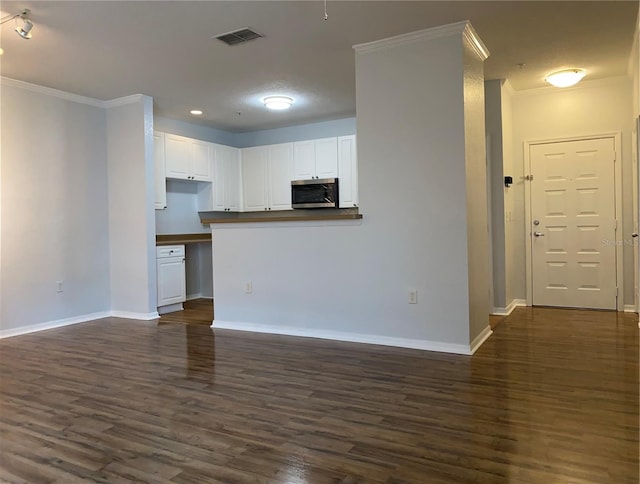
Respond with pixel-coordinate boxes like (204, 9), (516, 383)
(524, 132), (623, 310)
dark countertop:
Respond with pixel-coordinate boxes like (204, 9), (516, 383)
(199, 208), (362, 224)
(156, 233), (212, 245)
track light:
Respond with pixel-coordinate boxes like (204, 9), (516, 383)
(0, 8), (34, 40)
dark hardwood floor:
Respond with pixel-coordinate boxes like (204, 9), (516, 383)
(159, 299), (214, 326)
(0, 307), (637, 483)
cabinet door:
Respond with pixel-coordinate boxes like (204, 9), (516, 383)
(190, 140), (213, 181)
(157, 257), (186, 306)
(164, 134), (190, 180)
(241, 146), (268, 211)
(224, 147), (242, 211)
(293, 140), (316, 180)
(211, 145), (226, 211)
(338, 135), (358, 208)
(315, 137), (339, 179)
(153, 132), (167, 210)
(267, 143), (293, 211)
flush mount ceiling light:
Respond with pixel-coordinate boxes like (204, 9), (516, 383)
(545, 69), (586, 88)
(189, 109), (203, 116)
(0, 8), (34, 40)
(263, 96), (293, 110)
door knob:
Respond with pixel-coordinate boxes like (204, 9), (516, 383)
(534, 231), (545, 237)
(633, 233), (639, 238)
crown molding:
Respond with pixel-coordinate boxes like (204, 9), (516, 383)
(354, 20), (474, 55)
(462, 22), (490, 61)
(102, 94), (146, 108)
(0, 77), (104, 107)
(0, 77), (145, 108)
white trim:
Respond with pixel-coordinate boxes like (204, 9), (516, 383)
(103, 94), (145, 108)
(461, 22), (490, 61)
(0, 311), (111, 339)
(157, 303), (183, 315)
(469, 325), (493, 354)
(212, 320), (473, 355)
(524, 133), (624, 310)
(354, 20), (488, 58)
(186, 293), (203, 301)
(0, 77), (104, 107)
(624, 305), (638, 313)
(0, 76), (144, 109)
(110, 310), (160, 320)
(491, 298), (527, 316)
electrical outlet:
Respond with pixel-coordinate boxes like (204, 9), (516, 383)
(244, 281), (253, 294)
(56, 280), (64, 293)
(408, 289), (417, 304)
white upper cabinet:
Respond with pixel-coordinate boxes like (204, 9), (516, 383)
(242, 146), (268, 211)
(212, 144), (242, 212)
(164, 133), (213, 182)
(242, 144), (293, 211)
(190, 140), (213, 181)
(293, 137), (338, 180)
(153, 132), (167, 210)
(338, 135), (358, 208)
(267, 143), (294, 211)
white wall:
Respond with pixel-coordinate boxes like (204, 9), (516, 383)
(155, 180), (210, 235)
(501, 82), (516, 305)
(511, 77), (634, 304)
(0, 81), (111, 331)
(211, 24), (489, 353)
(107, 96), (158, 317)
(484, 80), (507, 310)
(462, 34), (490, 341)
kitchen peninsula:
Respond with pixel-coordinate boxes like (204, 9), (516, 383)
(199, 207), (362, 224)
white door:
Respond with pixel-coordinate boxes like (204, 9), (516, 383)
(223, 147), (241, 211)
(338, 135), (358, 208)
(293, 140), (316, 180)
(153, 132), (167, 210)
(530, 137), (617, 309)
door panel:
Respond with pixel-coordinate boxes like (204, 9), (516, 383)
(530, 138), (616, 309)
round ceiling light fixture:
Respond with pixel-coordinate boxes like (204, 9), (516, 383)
(263, 96), (293, 110)
(545, 69), (586, 88)
(189, 109), (203, 116)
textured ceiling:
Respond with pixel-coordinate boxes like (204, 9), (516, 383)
(0, 1), (637, 132)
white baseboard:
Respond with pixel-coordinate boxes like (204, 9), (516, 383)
(212, 320), (473, 355)
(111, 310), (160, 320)
(156, 303), (183, 315)
(469, 325), (492, 354)
(186, 293), (202, 301)
(491, 298), (527, 316)
(623, 305), (638, 313)
(0, 311), (112, 339)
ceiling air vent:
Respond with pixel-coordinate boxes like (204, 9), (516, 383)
(215, 28), (263, 46)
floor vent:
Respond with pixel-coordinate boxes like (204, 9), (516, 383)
(215, 28), (263, 46)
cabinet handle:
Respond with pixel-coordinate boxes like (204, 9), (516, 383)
(182, 258), (185, 263)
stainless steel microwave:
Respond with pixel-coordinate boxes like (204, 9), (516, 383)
(291, 178), (339, 209)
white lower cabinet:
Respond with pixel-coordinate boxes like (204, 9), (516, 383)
(156, 245), (186, 310)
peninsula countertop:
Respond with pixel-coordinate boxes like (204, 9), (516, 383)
(199, 208), (362, 224)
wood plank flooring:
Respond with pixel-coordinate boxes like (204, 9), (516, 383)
(0, 307), (637, 483)
(159, 299), (213, 326)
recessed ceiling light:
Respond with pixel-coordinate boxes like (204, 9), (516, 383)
(545, 69), (586, 88)
(190, 109), (203, 116)
(263, 96), (293, 110)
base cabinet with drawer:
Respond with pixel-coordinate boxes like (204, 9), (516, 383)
(156, 245), (186, 312)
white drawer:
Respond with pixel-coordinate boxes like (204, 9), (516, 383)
(156, 245), (185, 259)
